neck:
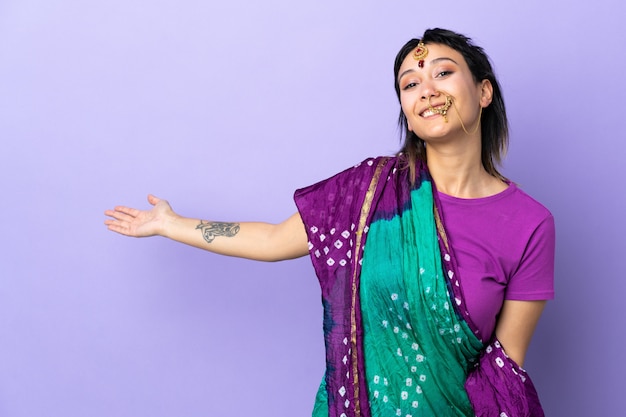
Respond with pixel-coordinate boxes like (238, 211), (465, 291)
(425, 140), (505, 198)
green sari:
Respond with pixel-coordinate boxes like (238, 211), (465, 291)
(359, 173), (482, 415)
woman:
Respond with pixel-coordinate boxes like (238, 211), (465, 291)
(105, 28), (554, 417)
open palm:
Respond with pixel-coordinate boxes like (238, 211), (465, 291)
(104, 194), (174, 238)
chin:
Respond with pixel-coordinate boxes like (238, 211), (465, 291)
(417, 128), (452, 140)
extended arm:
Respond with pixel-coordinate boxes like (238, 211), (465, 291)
(104, 194), (309, 262)
(494, 300), (546, 367)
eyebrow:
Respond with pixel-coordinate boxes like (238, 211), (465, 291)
(397, 57), (460, 81)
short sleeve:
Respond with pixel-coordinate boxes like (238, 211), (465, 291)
(505, 214), (555, 300)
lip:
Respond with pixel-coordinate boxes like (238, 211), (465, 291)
(419, 103), (447, 117)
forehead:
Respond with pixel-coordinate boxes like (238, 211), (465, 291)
(398, 43), (467, 74)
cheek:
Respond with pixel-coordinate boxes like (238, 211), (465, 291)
(400, 98), (413, 117)
(401, 105), (414, 131)
(399, 92), (421, 131)
(402, 105), (419, 132)
(400, 98), (415, 132)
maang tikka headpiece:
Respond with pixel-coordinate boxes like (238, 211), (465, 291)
(412, 41), (428, 68)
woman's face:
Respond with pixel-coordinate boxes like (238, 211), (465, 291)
(397, 43), (492, 142)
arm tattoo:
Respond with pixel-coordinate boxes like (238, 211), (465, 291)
(196, 220), (240, 244)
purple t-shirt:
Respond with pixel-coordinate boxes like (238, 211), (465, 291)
(438, 183), (555, 341)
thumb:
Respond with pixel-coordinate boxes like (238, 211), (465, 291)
(147, 194), (161, 206)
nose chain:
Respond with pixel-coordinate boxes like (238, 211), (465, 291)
(427, 94), (452, 122)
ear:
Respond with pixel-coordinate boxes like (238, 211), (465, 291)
(479, 79), (493, 107)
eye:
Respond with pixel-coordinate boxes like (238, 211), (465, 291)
(402, 82), (418, 91)
(436, 70), (453, 78)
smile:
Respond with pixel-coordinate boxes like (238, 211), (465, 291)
(420, 105), (447, 118)
(421, 95), (453, 122)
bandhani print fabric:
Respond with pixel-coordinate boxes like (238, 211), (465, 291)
(294, 156), (545, 417)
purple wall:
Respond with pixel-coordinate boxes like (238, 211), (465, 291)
(1, 1), (624, 416)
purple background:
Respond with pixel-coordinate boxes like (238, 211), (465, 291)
(1, 0), (624, 416)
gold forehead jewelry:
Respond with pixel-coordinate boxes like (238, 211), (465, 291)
(427, 94), (453, 122)
(412, 41), (428, 68)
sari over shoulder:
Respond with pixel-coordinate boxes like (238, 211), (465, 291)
(294, 156), (545, 417)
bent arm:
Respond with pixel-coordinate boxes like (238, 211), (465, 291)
(494, 300), (547, 367)
(104, 194), (309, 262)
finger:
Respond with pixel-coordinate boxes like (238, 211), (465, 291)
(104, 219), (123, 228)
(112, 206), (140, 217)
(105, 222), (132, 236)
(104, 209), (126, 218)
(104, 219), (128, 229)
(147, 194), (161, 205)
(105, 209), (137, 223)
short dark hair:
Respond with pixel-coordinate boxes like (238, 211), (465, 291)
(394, 28), (509, 181)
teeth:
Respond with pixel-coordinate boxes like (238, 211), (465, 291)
(421, 105), (446, 118)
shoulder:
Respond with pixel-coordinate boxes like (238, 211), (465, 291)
(439, 182), (554, 245)
(508, 183), (551, 213)
(505, 183), (554, 226)
(440, 181), (553, 224)
(294, 156), (398, 198)
(339, 155), (399, 177)
(498, 184), (555, 271)
(294, 155), (401, 229)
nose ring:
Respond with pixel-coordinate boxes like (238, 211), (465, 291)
(427, 94), (453, 122)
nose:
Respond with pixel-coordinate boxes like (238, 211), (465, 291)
(419, 80), (440, 101)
